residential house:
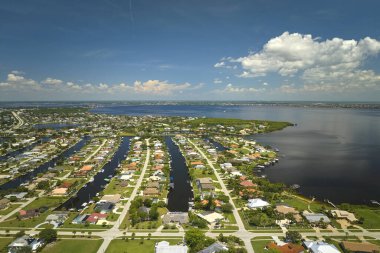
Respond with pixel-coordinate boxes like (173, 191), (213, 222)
(155, 241), (188, 253)
(162, 212), (189, 225)
(143, 188), (160, 196)
(198, 242), (228, 253)
(8, 236), (42, 253)
(302, 212), (330, 223)
(331, 210), (358, 223)
(247, 198), (270, 209)
(196, 178), (215, 198)
(303, 241), (340, 253)
(95, 201), (114, 213)
(86, 213), (108, 224)
(266, 242), (305, 253)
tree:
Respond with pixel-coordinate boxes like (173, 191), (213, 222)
(72, 230), (77, 238)
(285, 231), (302, 244)
(39, 228), (57, 243)
(185, 229), (206, 253)
(221, 203), (233, 213)
(88, 231), (92, 238)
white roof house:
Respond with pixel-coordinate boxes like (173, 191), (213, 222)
(155, 241), (188, 253)
(196, 212), (224, 224)
(247, 198), (270, 209)
(303, 241), (340, 253)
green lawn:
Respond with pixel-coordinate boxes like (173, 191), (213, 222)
(352, 207), (380, 229)
(0, 204), (21, 215)
(105, 238), (182, 253)
(0, 238), (13, 253)
(251, 239), (272, 253)
(42, 239), (103, 253)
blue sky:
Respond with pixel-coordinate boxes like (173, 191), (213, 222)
(0, 0), (380, 101)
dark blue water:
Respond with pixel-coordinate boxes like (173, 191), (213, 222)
(33, 123), (78, 129)
(204, 137), (229, 151)
(92, 105), (380, 204)
(165, 136), (193, 211)
(59, 137), (131, 210)
(0, 137), (49, 162)
(0, 136), (90, 190)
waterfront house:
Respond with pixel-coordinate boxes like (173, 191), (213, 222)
(154, 241), (188, 253)
(72, 214), (88, 224)
(247, 198), (270, 209)
(95, 201), (114, 213)
(162, 212), (189, 225)
(331, 209), (358, 222)
(196, 211), (224, 224)
(302, 212), (330, 223)
(5, 192), (28, 200)
(100, 194), (121, 204)
(45, 212), (68, 226)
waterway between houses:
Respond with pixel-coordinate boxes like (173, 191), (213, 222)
(0, 136), (90, 190)
(165, 136), (193, 212)
(59, 137), (131, 210)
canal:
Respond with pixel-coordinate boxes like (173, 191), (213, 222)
(165, 136), (193, 212)
(0, 136), (90, 190)
(204, 137), (229, 151)
(59, 136), (131, 210)
(0, 137), (50, 162)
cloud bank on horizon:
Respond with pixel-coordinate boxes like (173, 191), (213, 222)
(1, 32), (380, 101)
(0, 1), (379, 101)
(215, 32), (380, 95)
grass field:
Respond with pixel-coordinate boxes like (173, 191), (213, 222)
(351, 207), (380, 229)
(251, 239), (273, 253)
(105, 238), (182, 253)
(0, 238), (13, 253)
(42, 239), (103, 253)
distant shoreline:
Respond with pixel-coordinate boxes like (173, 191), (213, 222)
(1, 101), (380, 109)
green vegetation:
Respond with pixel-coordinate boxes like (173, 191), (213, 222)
(251, 239), (273, 253)
(105, 238), (182, 253)
(0, 238), (13, 253)
(42, 239), (103, 253)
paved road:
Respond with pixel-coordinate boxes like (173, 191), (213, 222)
(12, 111), (24, 129)
(188, 138), (255, 253)
(0, 191), (45, 223)
(96, 138), (151, 253)
(83, 139), (107, 163)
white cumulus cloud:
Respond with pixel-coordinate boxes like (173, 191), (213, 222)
(216, 32), (380, 93)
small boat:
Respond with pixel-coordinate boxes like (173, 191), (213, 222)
(100, 169), (104, 173)
(89, 177), (94, 182)
(81, 202), (87, 207)
(291, 184), (300, 189)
